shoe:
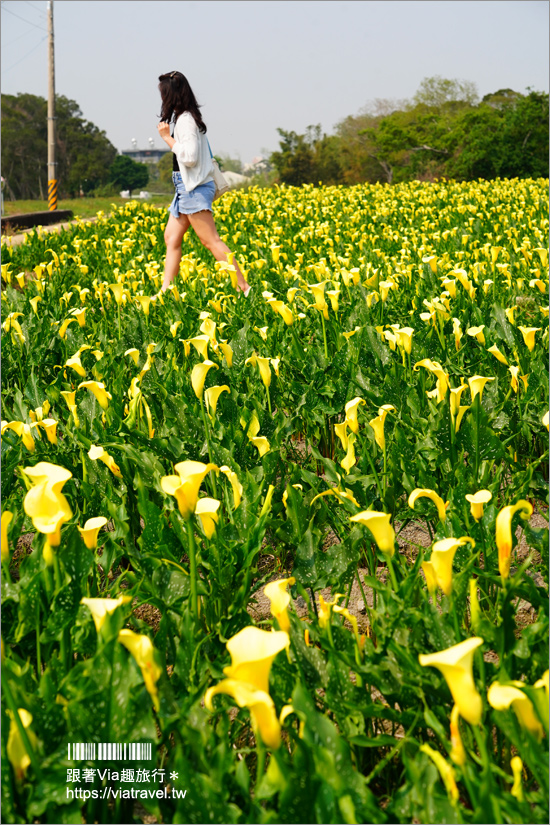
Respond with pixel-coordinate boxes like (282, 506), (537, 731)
(243, 285), (252, 298)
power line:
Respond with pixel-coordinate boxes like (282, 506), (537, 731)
(23, 0), (48, 16)
(2, 32), (47, 72)
(2, 25), (36, 48)
(1, 3), (48, 31)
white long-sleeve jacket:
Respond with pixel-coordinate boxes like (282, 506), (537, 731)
(171, 111), (214, 191)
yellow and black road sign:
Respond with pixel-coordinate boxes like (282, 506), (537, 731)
(48, 179), (58, 211)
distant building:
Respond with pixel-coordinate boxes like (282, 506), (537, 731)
(121, 148), (170, 165)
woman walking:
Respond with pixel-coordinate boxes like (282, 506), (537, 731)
(157, 71), (250, 295)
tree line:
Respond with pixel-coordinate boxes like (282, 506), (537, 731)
(270, 76), (549, 186)
(1, 93), (149, 200)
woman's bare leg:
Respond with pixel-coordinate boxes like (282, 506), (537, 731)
(161, 213), (191, 291)
(187, 210), (250, 293)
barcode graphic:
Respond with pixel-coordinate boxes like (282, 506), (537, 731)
(68, 743), (152, 761)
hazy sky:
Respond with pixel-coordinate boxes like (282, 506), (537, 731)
(1, 0), (548, 163)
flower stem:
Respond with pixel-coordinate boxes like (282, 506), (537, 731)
(186, 519), (199, 623)
(320, 313), (328, 359)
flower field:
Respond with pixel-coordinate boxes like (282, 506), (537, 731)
(1, 177), (549, 824)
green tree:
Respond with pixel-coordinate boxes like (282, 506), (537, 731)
(270, 125), (343, 186)
(109, 155), (149, 195)
(444, 90), (549, 180)
(157, 151), (174, 184)
(1, 93), (117, 200)
(413, 75), (479, 109)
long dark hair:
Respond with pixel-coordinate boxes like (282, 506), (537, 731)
(158, 71), (207, 133)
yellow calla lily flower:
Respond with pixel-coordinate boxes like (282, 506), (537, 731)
(368, 405), (395, 450)
(419, 744), (459, 802)
(465, 490), (492, 521)
(430, 537), (474, 596)
(543, 411), (549, 431)
(191, 360), (218, 399)
(160, 461), (218, 520)
(205, 678), (282, 750)
(394, 327), (414, 354)
(468, 375), (495, 402)
(109, 283), (125, 305)
(195, 497), (220, 539)
(219, 465), (243, 509)
(334, 421), (349, 450)
(205, 627), (290, 746)
(2, 421), (36, 452)
(318, 593), (345, 628)
(80, 595), (131, 632)
(414, 359), (449, 402)
(408, 488), (448, 522)
(421, 561), (438, 595)
(77, 516), (108, 549)
(29, 296), (42, 315)
(264, 576), (296, 631)
(204, 385), (230, 418)
(32, 418), (58, 445)
(344, 397), (365, 434)
(2, 510), (14, 563)
(466, 325), (486, 345)
(495, 500), (533, 578)
(187, 335), (210, 359)
(449, 704), (466, 766)
(118, 629), (162, 711)
(518, 326), (541, 352)
(65, 353), (86, 378)
(69, 307), (86, 327)
(309, 282), (329, 319)
(223, 626), (290, 693)
(7, 708), (37, 780)
(23, 462), (73, 546)
(455, 405), (470, 433)
(487, 344), (508, 365)
(78, 381), (112, 410)
(310, 487), (360, 509)
(340, 432), (356, 474)
(510, 756), (524, 802)
(88, 445), (123, 479)
(218, 340), (233, 367)
(268, 299), (294, 325)
(448, 385), (468, 417)
(135, 295), (152, 316)
(508, 365), (521, 394)
(487, 681), (544, 740)
(251, 436), (270, 457)
(350, 510), (395, 557)
(419, 637), (484, 725)
(125, 348), (140, 366)
(245, 354), (272, 389)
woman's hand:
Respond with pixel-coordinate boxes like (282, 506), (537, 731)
(157, 121), (172, 145)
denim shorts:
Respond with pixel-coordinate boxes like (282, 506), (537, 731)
(168, 172), (216, 217)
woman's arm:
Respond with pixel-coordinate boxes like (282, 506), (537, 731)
(157, 121), (175, 149)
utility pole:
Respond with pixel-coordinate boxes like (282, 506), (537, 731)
(47, 0), (57, 210)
